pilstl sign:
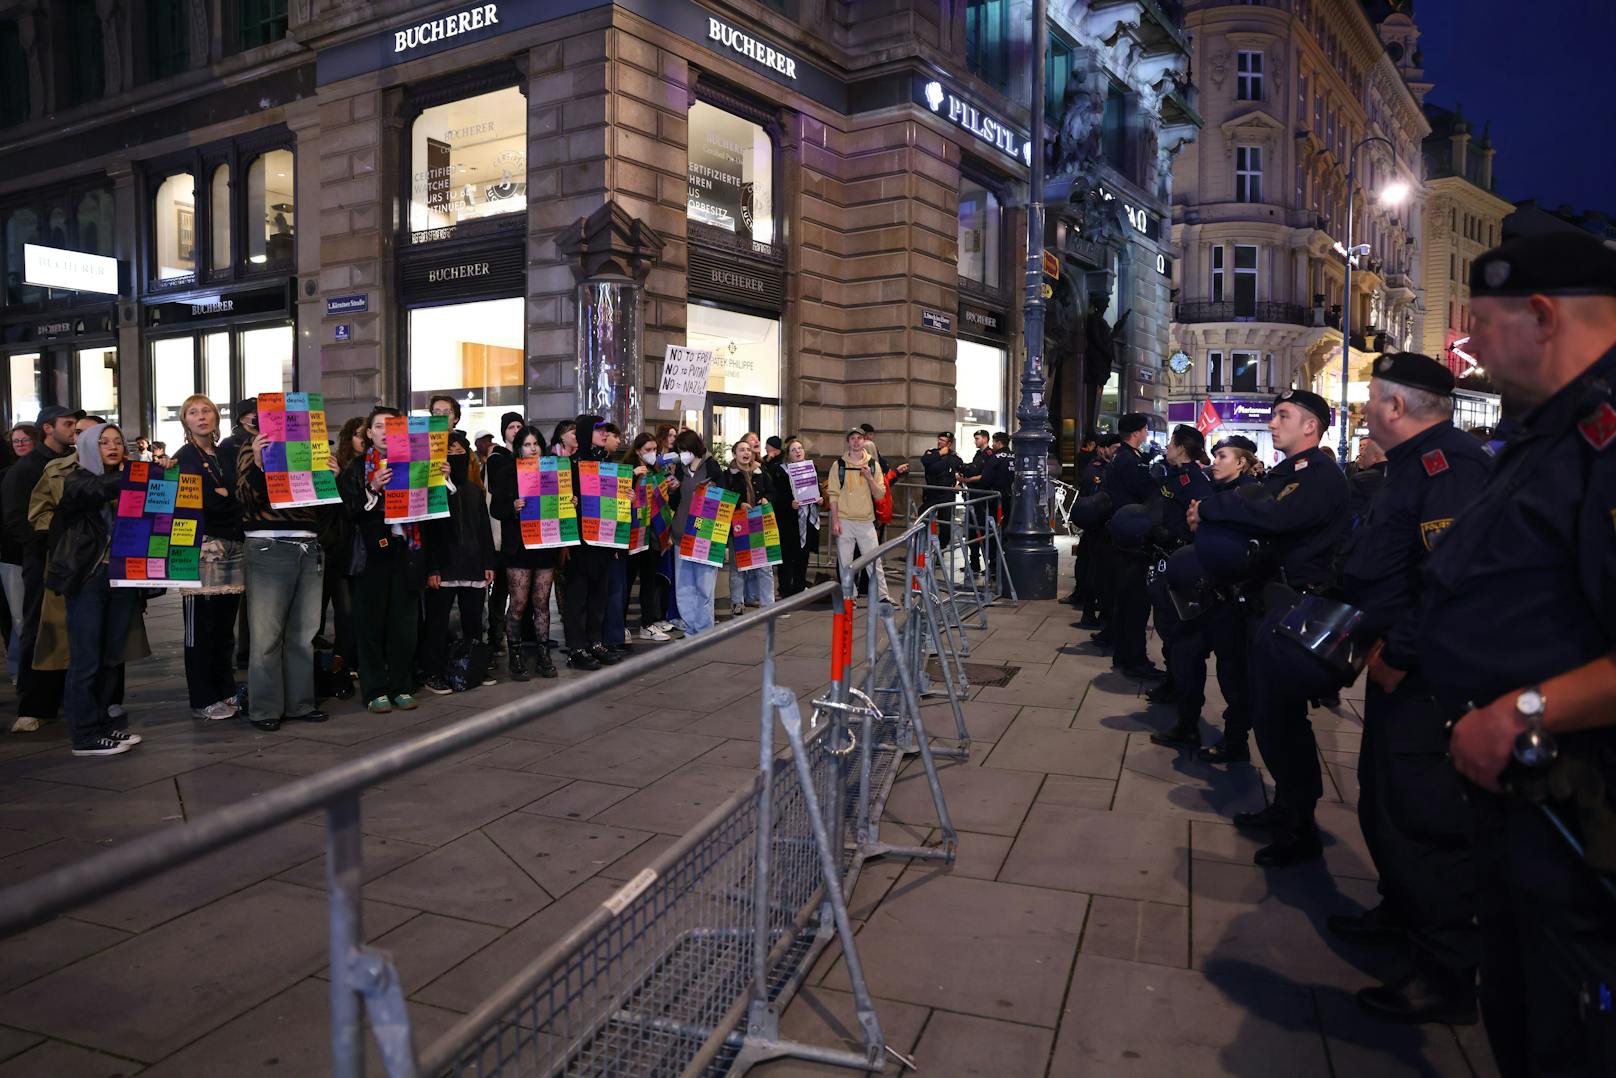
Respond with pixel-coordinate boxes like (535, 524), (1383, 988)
(917, 78), (1031, 167)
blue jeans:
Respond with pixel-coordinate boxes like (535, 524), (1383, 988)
(63, 566), (140, 746)
(674, 559), (718, 636)
(244, 536), (323, 720)
(727, 559), (776, 608)
(1, 561), (23, 680)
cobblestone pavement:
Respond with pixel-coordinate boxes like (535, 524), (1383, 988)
(0, 546), (1495, 1076)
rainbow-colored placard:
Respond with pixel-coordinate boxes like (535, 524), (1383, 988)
(109, 461), (204, 588)
(732, 503), (783, 570)
(517, 455), (579, 548)
(257, 392), (340, 508)
(629, 471), (674, 555)
(383, 414), (450, 524)
(678, 482), (739, 566)
(577, 460), (632, 548)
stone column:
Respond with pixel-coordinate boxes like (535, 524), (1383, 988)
(109, 161), (143, 430)
(285, 98), (322, 396)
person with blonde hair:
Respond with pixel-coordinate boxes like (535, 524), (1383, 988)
(174, 394), (245, 721)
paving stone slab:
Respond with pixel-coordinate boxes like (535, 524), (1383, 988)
(1079, 895), (1190, 969)
(0, 880), (415, 1062)
(516, 780), (639, 820)
(0, 1027), (41, 1065)
(356, 765), (570, 846)
(500, 700), (647, 746)
(749, 985), (929, 1077)
(527, 726), (725, 787)
(884, 760), (1039, 837)
(0, 779), (184, 846)
(274, 829), (436, 891)
(5, 738), (258, 793)
(592, 762), (757, 836)
(0, 1040), (143, 1077)
(1313, 986), (1476, 1077)
(355, 912), (506, 996)
(1191, 801), (1379, 883)
(482, 813), (656, 898)
(999, 803), (1189, 905)
(982, 723), (1126, 780)
(0, 916), (130, 995)
(918, 699), (1016, 743)
(594, 833), (678, 882)
(823, 872), (1085, 1027)
(910, 1010), (1055, 1078)
(1050, 953), (1330, 1075)
(366, 829), (552, 927)
(1032, 774), (1117, 811)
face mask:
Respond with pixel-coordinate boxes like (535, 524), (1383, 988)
(640, 449), (657, 464)
(678, 450), (694, 466)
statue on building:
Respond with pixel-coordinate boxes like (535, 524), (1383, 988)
(1054, 77), (1106, 184)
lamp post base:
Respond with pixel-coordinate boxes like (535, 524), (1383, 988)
(1004, 540), (1059, 601)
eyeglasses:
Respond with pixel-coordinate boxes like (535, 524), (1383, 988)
(10, 438), (32, 447)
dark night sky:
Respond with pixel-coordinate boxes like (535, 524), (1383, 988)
(1414, 0), (1616, 211)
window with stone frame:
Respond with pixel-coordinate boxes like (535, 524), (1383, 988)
(965, 0), (1011, 94)
(235, 0), (289, 52)
(1233, 245), (1258, 318)
(1236, 146), (1263, 203)
(1236, 51), (1263, 101)
(145, 135), (295, 286)
(1211, 245), (1225, 302)
(958, 175), (1002, 288)
(408, 85), (528, 238)
(1208, 350), (1224, 391)
(687, 100), (775, 248)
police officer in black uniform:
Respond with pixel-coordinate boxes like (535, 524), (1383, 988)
(1418, 232), (1616, 1076)
(1335, 352), (1492, 1024)
(1189, 389), (1349, 866)
(1071, 433), (1117, 628)
(961, 429), (995, 579)
(1141, 425), (1213, 710)
(1105, 414), (1163, 678)
(919, 432), (966, 549)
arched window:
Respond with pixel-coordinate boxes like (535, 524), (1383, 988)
(245, 149), (294, 265)
(153, 172), (197, 280)
(210, 165), (231, 271)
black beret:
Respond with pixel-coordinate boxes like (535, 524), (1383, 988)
(1095, 431), (1122, 448)
(1371, 351), (1454, 396)
(1118, 412), (1149, 434)
(1215, 434), (1258, 454)
(1273, 388), (1331, 428)
(1471, 232), (1616, 298)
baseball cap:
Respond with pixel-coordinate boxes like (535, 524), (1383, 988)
(35, 406), (84, 427)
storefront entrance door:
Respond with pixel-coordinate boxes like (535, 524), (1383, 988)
(704, 394), (757, 465)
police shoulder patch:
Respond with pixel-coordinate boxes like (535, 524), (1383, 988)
(1179, 473), (1192, 486)
(1159, 485), (1174, 499)
(1420, 518), (1455, 550)
(1294, 458), (1309, 471)
(1578, 401), (1616, 451)
(1421, 449), (1449, 476)
(1277, 482), (1301, 501)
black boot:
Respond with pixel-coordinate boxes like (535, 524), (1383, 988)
(1355, 967), (1478, 1025)
(1233, 802), (1292, 831)
(534, 646), (557, 679)
(1144, 680), (1177, 705)
(1198, 740), (1251, 765)
(509, 649), (530, 683)
(1149, 724), (1200, 749)
(1327, 903), (1405, 945)
(1254, 819), (1323, 868)
(567, 649), (601, 671)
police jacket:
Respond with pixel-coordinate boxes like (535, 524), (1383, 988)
(1346, 461), (1386, 528)
(1341, 422), (1490, 673)
(1103, 441), (1154, 508)
(1195, 444), (1348, 590)
(962, 447), (995, 500)
(1418, 344), (1616, 719)
(1153, 461), (1214, 548)
(989, 448), (1014, 495)
(1079, 456), (1106, 495)
(920, 448), (964, 505)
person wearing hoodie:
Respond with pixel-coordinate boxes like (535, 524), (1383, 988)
(723, 436), (777, 617)
(559, 413), (620, 670)
(669, 429), (725, 636)
(481, 411), (524, 658)
(419, 430), (498, 693)
(825, 427), (890, 603)
(49, 424), (147, 756)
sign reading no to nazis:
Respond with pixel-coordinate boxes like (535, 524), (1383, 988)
(659, 345), (715, 412)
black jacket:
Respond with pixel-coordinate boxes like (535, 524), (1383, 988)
(487, 454), (555, 570)
(45, 466), (121, 597)
(337, 456), (426, 583)
(1346, 461), (1386, 527)
(723, 465), (776, 510)
(920, 448), (964, 505)
(174, 443), (244, 543)
(426, 462), (497, 582)
(1196, 444), (1349, 591)
(4, 443), (70, 561)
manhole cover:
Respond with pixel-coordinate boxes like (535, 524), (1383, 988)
(928, 660), (1019, 688)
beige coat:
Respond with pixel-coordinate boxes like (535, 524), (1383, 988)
(27, 455), (150, 672)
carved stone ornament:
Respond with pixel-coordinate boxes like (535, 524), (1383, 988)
(554, 201), (666, 282)
(1208, 49), (1230, 88)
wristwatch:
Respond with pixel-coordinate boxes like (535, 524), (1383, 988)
(1511, 686), (1557, 769)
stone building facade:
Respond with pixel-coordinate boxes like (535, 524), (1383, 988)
(1165, 0), (1429, 460)
(0, 0), (1195, 466)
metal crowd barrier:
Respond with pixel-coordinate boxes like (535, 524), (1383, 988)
(0, 502), (1012, 1077)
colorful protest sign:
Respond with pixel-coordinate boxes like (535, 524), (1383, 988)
(110, 461), (204, 588)
(516, 455), (579, 548)
(576, 460), (633, 548)
(678, 482), (739, 566)
(784, 460), (820, 505)
(732, 503), (783, 570)
(631, 471), (674, 555)
(256, 392), (341, 508)
(382, 414), (450, 524)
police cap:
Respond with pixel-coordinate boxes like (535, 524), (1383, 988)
(1214, 434), (1258, 454)
(1371, 351), (1454, 396)
(1118, 412), (1149, 435)
(1470, 231), (1616, 298)
(1273, 388), (1331, 428)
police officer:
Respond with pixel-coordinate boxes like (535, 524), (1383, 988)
(1141, 425), (1213, 710)
(961, 429), (995, 579)
(1418, 231), (1616, 1076)
(1333, 352), (1491, 1023)
(1106, 414), (1163, 678)
(1071, 433), (1118, 628)
(1188, 389), (1349, 865)
(919, 432), (965, 549)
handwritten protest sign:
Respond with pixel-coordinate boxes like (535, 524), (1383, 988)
(678, 482), (739, 566)
(577, 460), (633, 548)
(110, 462), (204, 588)
(516, 455), (578, 549)
(732, 503), (783, 570)
(658, 345), (714, 412)
(383, 414), (450, 524)
(257, 392), (340, 507)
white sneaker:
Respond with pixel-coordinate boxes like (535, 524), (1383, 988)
(194, 700), (237, 721)
(71, 736), (132, 757)
(652, 621), (675, 634)
(732, 605), (746, 618)
(10, 716), (41, 733)
(639, 626), (671, 642)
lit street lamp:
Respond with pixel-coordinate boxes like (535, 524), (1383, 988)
(1337, 136), (1409, 459)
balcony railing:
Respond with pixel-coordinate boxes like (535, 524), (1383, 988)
(1174, 301), (1310, 326)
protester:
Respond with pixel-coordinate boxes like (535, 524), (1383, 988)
(724, 436), (777, 617)
(43, 424), (150, 756)
(597, 422), (633, 657)
(174, 395), (244, 721)
(1, 423), (39, 682)
(763, 435), (783, 465)
(483, 411), (524, 658)
(826, 427), (890, 603)
(315, 416), (367, 699)
(428, 394), (462, 432)
(560, 414), (619, 669)
(550, 419), (577, 457)
(626, 433), (671, 641)
(236, 408), (330, 732)
(669, 429), (724, 635)
(488, 424), (558, 680)
(474, 430), (495, 468)
(6, 406), (80, 732)
(217, 398), (257, 669)
(338, 407), (426, 713)
(770, 436), (821, 598)
(420, 431), (497, 693)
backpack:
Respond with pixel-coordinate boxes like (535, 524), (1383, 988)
(446, 638), (493, 692)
